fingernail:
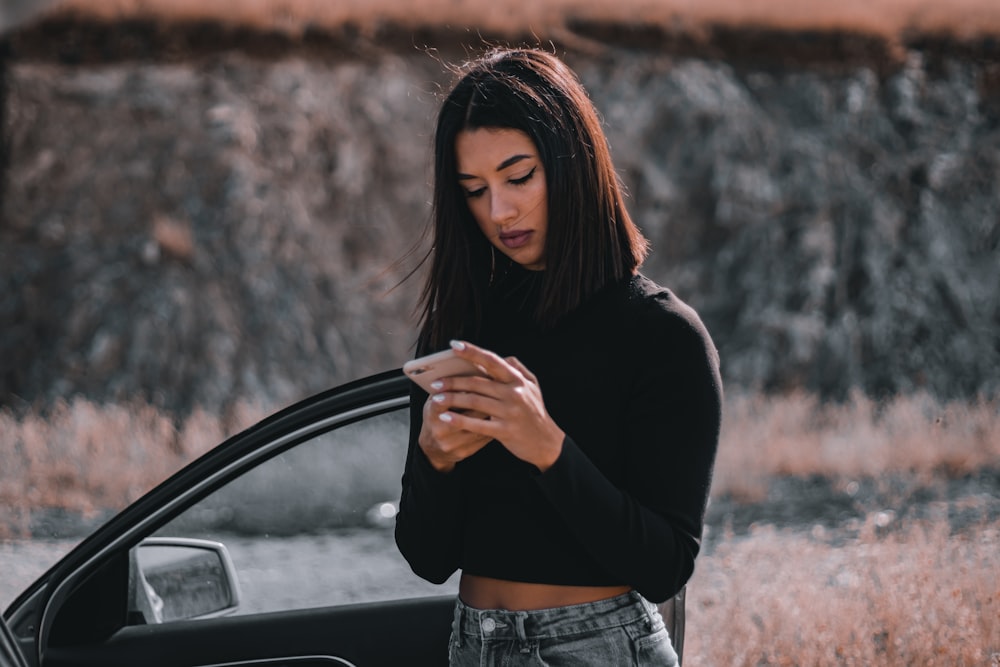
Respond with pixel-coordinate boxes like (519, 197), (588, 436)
(450, 340), (466, 351)
(430, 381), (444, 391)
(432, 393), (446, 403)
(439, 412), (453, 423)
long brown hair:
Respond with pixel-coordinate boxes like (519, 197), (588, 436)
(417, 48), (649, 352)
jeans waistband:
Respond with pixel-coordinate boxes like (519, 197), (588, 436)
(453, 590), (661, 641)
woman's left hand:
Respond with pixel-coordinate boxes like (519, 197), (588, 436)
(427, 340), (565, 472)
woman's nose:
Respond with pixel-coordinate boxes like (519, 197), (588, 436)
(490, 191), (517, 224)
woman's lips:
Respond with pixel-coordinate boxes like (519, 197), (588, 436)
(499, 230), (533, 249)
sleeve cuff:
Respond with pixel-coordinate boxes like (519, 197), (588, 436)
(534, 434), (578, 480)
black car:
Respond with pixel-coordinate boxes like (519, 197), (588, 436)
(3, 370), (684, 666)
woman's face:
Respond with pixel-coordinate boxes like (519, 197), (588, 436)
(455, 127), (548, 271)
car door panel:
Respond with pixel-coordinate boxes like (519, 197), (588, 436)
(42, 596), (454, 667)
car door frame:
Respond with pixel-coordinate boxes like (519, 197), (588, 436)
(5, 369), (460, 667)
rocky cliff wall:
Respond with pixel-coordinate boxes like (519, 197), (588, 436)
(2, 31), (998, 415)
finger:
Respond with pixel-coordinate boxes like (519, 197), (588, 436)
(437, 374), (507, 398)
(434, 389), (505, 419)
(423, 393), (451, 419)
(419, 422), (491, 469)
(427, 409), (493, 449)
(449, 340), (521, 383)
(424, 395), (473, 440)
(505, 356), (538, 384)
(438, 408), (503, 439)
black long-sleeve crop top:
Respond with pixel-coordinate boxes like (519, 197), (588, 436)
(394, 268), (722, 603)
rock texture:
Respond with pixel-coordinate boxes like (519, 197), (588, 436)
(1, 29), (998, 415)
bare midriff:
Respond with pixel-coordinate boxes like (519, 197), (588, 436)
(459, 573), (632, 611)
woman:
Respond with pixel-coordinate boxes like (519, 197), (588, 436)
(395, 47), (722, 666)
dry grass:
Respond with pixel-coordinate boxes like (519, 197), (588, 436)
(2, 391), (997, 527)
(687, 518), (999, 665)
(0, 398), (268, 537)
(715, 390), (1000, 501)
(1, 393), (997, 662)
(42, 0), (1000, 44)
(688, 390), (1000, 664)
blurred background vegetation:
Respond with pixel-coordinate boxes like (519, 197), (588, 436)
(1, 0), (999, 519)
(2, 0), (999, 538)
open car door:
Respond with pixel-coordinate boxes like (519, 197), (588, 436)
(4, 369), (685, 666)
(4, 371), (454, 667)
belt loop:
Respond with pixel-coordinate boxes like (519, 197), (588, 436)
(452, 598), (463, 648)
(514, 610), (531, 653)
(631, 591), (656, 628)
(642, 595), (660, 629)
(514, 610), (528, 642)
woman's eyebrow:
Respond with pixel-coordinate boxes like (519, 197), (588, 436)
(457, 154), (533, 180)
(496, 154), (532, 171)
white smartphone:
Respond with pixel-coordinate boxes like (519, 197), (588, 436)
(403, 349), (488, 394)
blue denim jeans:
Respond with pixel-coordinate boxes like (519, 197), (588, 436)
(448, 590), (679, 666)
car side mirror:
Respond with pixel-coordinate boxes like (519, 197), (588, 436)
(128, 537), (241, 624)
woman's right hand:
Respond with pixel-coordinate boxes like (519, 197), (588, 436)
(418, 392), (492, 473)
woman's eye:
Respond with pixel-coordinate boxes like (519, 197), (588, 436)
(510, 167), (536, 186)
(464, 186), (486, 199)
